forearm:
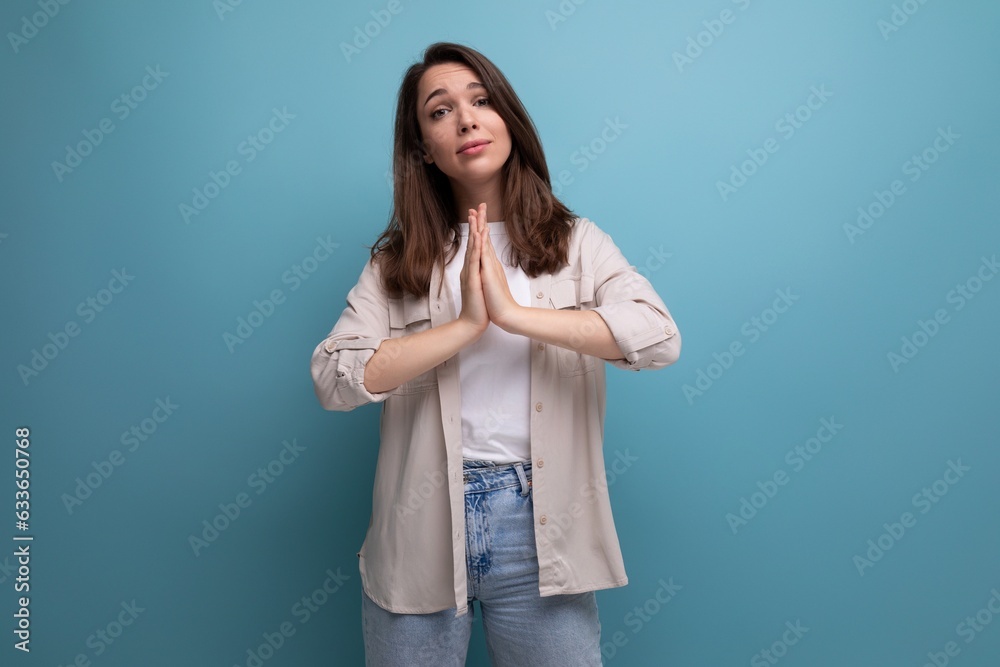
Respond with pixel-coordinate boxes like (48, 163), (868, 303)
(364, 318), (483, 394)
(498, 305), (624, 361)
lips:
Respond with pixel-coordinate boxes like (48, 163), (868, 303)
(458, 139), (490, 154)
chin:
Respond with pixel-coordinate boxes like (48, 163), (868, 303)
(453, 163), (503, 182)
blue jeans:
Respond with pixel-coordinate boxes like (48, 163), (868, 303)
(362, 458), (603, 666)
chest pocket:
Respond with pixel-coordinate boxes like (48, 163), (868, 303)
(548, 272), (598, 376)
(387, 296), (438, 393)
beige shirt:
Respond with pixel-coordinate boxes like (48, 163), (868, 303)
(310, 217), (681, 619)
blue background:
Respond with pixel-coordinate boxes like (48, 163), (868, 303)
(2, 0), (998, 665)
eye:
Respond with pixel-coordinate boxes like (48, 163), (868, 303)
(430, 97), (491, 120)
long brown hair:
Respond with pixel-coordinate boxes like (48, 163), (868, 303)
(369, 41), (577, 299)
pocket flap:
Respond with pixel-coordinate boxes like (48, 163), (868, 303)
(549, 278), (577, 309)
(579, 273), (595, 304)
(549, 275), (595, 309)
(388, 297), (432, 328)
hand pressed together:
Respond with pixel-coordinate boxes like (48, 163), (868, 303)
(457, 202), (521, 333)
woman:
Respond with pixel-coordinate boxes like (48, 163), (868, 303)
(311, 41), (681, 666)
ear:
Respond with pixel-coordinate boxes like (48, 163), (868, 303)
(416, 138), (433, 164)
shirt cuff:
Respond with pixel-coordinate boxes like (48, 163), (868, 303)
(591, 302), (680, 371)
(312, 336), (398, 409)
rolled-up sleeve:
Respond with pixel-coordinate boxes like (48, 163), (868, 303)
(586, 220), (681, 371)
(310, 256), (400, 410)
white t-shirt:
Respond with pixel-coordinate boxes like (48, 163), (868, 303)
(444, 221), (531, 463)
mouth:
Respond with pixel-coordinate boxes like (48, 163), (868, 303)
(458, 140), (490, 155)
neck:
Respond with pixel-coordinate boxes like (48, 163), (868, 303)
(451, 179), (505, 225)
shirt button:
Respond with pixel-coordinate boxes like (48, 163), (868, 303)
(539, 515), (547, 525)
(664, 323), (674, 335)
(323, 339), (337, 353)
(535, 402), (543, 412)
(537, 343), (544, 351)
(536, 291), (544, 299)
(537, 458), (544, 468)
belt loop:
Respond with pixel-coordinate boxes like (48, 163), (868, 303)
(514, 461), (530, 497)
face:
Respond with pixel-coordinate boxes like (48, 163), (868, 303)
(416, 63), (512, 191)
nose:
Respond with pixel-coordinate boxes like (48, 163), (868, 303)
(457, 103), (479, 133)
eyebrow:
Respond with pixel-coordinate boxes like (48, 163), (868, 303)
(423, 81), (487, 109)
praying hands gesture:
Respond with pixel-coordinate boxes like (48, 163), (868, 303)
(455, 202), (624, 361)
(458, 202), (520, 333)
